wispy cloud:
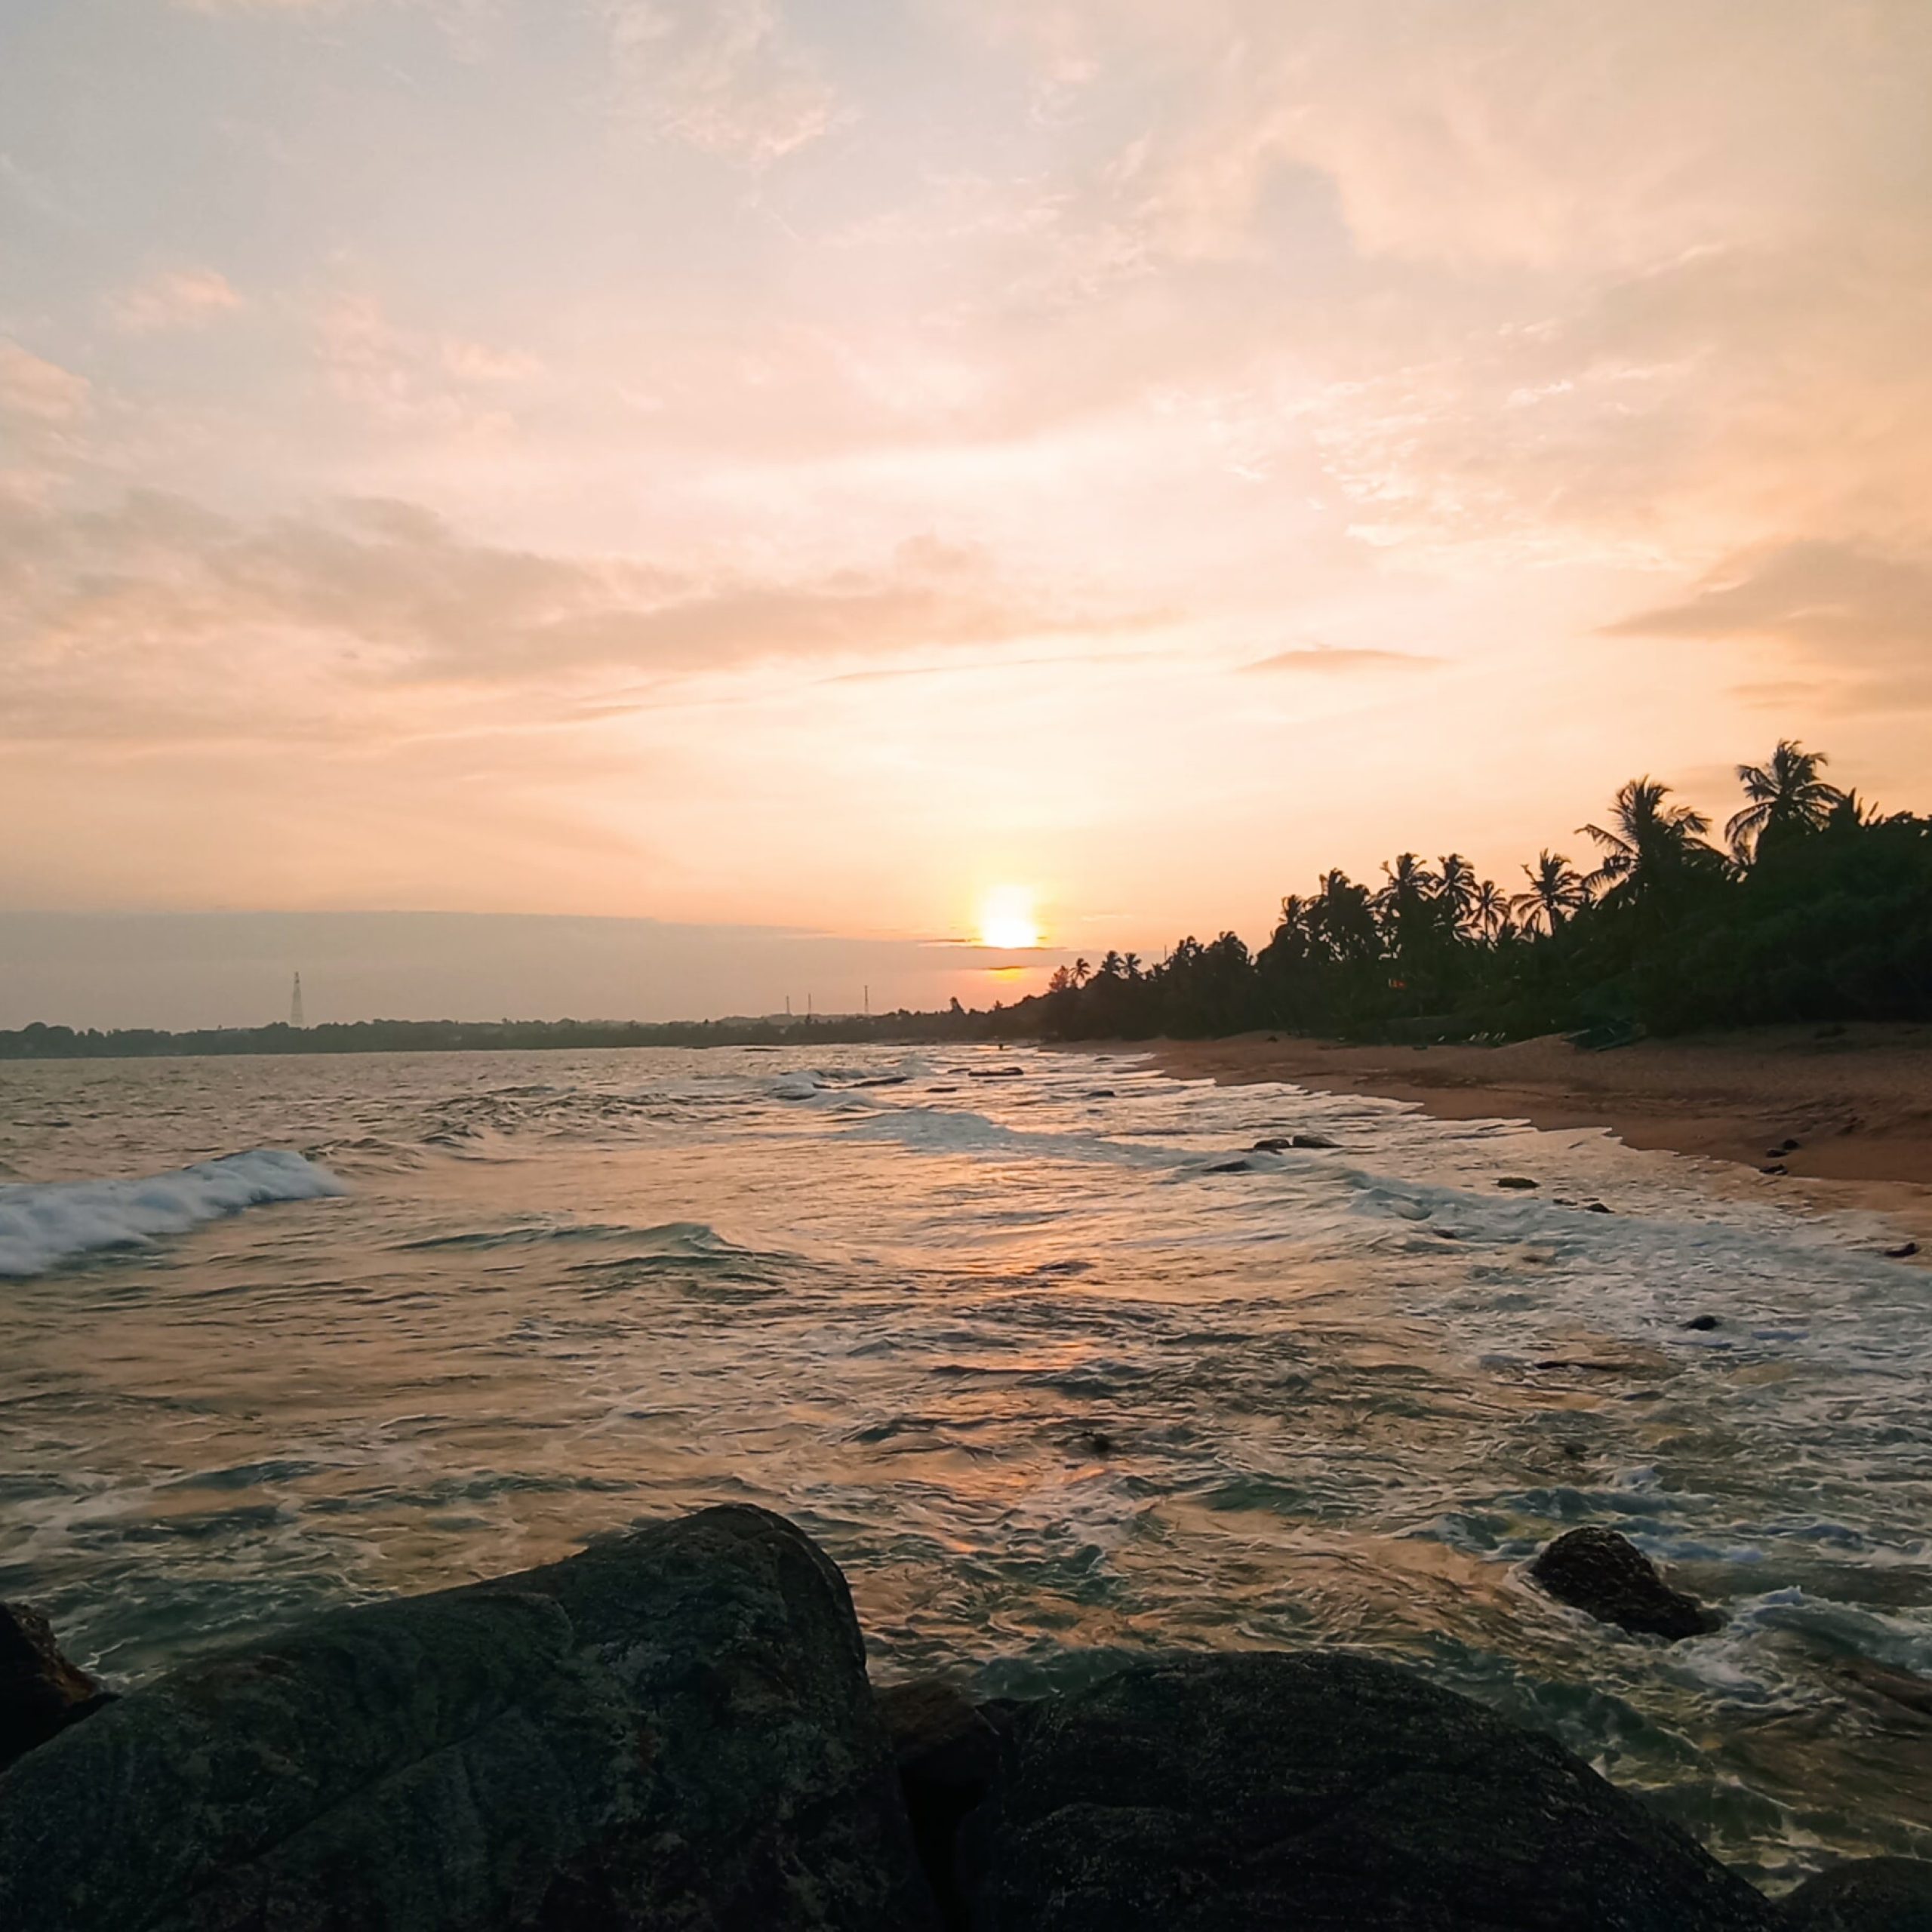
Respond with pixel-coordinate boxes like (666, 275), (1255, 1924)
(110, 268), (245, 333)
(602, 0), (840, 165)
(0, 339), (90, 423)
(1244, 646), (1438, 675)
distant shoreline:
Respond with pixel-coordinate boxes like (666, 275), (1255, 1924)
(0, 1015), (1005, 1061)
(1065, 1026), (1932, 1253)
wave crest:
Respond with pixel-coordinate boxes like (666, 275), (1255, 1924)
(0, 1149), (347, 1278)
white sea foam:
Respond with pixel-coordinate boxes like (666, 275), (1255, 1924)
(0, 1149), (346, 1278)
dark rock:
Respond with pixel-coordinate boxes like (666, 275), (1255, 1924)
(1684, 1315), (1721, 1331)
(1779, 1857), (1932, 1930)
(1206, 1158), (1254, 1174)
(1586, 1201), (1614, 1213)
(0, 1603), (113, 1773)
(1885, 1242), (1919, 1260)
(1290, 1132), (1340, 1149)
(0, 1504), (934, 1932)
(879, 1681), (1018, 1930)
(1498, 1175), (1540, 1189)
(1530, 1526), (1721, 1640)
(1252, 1136), (1293, 1151)
(1763, 1164), (1788, 1177)
(1252, 1133), (1340, 1152)
(960, 1651), (1774, 1930)
(1780, 1138), (1802, 1154)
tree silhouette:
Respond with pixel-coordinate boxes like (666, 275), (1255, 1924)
(1512, 851), (1590, 934)
(1580, 778), (1719, 905)
(1725, 740), (1846, 862)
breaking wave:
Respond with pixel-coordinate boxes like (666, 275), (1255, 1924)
(0, 1149), (346, 1278)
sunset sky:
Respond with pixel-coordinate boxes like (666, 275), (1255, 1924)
(4, 1), (1930, 1023)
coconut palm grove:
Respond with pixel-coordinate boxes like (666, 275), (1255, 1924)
(1027, 743), (1932, 1044)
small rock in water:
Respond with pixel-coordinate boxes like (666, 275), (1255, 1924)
(1, 1601), (113, 1772)
(1585, 1201), (1614, 1214)
(1251, 1136), (1293, 1152)
(1497, 1175), (1540, 1190)
(1683, 1315), (1721, 1331)
(1205, 1158), (1254, 1174)
(1779, 1856), (1932, 1930)
(1529, 1526), (1721, 1641)
(1779, 1137), (1802, 1154)
(1761, 1163), (1788, 1177)
(1884, 1241), (1919, 1260)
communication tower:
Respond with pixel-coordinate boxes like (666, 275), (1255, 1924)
(291, 972), (305, 1029)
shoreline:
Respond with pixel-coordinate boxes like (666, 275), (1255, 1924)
(1063, 1024), (1932, 1253)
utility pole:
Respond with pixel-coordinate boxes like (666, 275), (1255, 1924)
(863, 983), (869, 1017)
(290, 972), (305, 1029)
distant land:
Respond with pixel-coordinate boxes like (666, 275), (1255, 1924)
(0, 1010), (1018, 1060)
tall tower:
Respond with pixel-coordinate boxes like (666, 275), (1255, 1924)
(290, 972), (305, 1029)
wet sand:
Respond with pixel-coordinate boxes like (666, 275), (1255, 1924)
(1069, 1025), (1932, 1253)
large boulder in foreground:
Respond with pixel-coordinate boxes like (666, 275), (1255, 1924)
(961, 1651), (1775, 1931)
(1779, 1858), (1932, 1930)
(0, 1602), (113, 1773)
(1530, 1526), (1721, 1640)
(0, 1505), (934, 1932)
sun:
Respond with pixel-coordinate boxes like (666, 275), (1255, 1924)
(977, 887), (1041, 950)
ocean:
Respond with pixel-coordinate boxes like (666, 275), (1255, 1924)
(2, 1044), (1927, 1886)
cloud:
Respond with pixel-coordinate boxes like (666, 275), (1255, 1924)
(0, 340), (89, 423)
(1244, 646), (1438, 675)
(602, 0), (839, 165)
(312, 293), (545, 431)
(0, 490), (1142, 746)
(109, 269), (244, 333)
(1607, 539), (1932, 707)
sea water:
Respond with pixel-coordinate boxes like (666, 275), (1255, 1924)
(2, 1044), (1927, 1887)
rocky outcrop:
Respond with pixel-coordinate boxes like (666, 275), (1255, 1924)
(1779, 1858), (1932, 1930)
(1530, 1525), (1721, 1640)
(0, 1602), (112, 1773)
(0, 1505), (935, 1932)
(878, 1679), (1017, 1930)
(960, 1652), (1776, 1930)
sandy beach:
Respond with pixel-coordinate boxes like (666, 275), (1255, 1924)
(1075, 1025), (1932, 1253)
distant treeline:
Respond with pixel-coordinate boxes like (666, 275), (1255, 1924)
(0, 1005), (1028, 1062)
(1024, 741), (1932, 1044)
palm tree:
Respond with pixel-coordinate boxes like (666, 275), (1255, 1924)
(1374, 853), (1440, 951)
(1314, 870), (1380, 963)
(1512, 851), (1591, 934)
(1580, 778), (1719, 905)
(1470, 878), (1510, 941)
(1725, 740), (1846, 862)
(1123, 952), (1143, 980)
(1437, 854), (1478, 931)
